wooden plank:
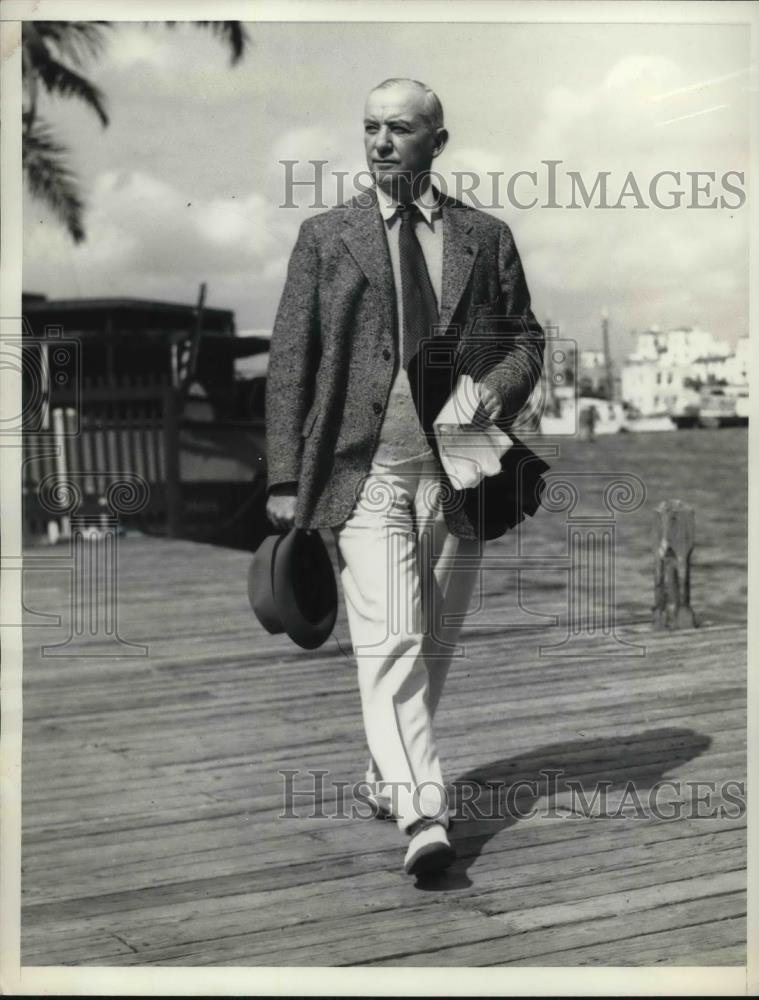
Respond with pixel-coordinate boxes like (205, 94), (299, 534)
(21, 835), (745, 954)
(370, 899), (747, 968)
(20, 530), (747, 967)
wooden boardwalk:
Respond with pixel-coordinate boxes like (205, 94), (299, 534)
(21, 530), (746, 967)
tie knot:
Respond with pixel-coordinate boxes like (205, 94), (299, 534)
(397, 203), (418, 222)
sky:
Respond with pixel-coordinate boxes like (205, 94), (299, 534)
(22, 19), (751, 360)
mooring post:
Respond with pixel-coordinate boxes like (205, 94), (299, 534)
(652, 499), (697, 629)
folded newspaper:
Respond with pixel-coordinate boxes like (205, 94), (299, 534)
(433, 374), (514, 489)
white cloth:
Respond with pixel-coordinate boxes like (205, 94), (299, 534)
(372, 184), (443, 467)
(434, 374), (514, 489)
(333, 454), (482, 832)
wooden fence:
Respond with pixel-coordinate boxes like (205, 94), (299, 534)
(22, 376), (268, 550)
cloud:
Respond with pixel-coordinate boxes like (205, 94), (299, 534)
(482, 54), (751, 345)
(24, 169), (301, 322)
(22, 26), (749, 342)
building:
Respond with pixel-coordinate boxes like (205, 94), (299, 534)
(21, 294), (272, 551)
(721, 337), (749, 386)
(621, 326), (746, 417)
(621, 356), (693, 417)
(578, 349), (610, 397)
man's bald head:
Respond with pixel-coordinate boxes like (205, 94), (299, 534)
(369, 78), (444, 131)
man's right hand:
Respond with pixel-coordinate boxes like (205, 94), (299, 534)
(266, 489), (297, 532)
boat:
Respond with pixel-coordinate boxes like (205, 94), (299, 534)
(625, 413), (676, 433)
(671, 385), (749, 429)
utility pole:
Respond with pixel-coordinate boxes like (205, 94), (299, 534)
(601, 307), (614, 401)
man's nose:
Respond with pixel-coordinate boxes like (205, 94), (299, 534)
(374, 127), (393, 153)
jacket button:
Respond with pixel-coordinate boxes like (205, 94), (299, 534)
(382, 348), (391, 361)
(373, 402), (383, 415)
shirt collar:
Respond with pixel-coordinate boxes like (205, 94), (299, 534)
(375, 183), (439, 226)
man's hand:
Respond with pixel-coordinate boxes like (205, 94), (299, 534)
(266, 489), (297, 532)
(477, 382), (503, 422)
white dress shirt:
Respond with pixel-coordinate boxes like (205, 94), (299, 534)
(373, 185), (443, 466)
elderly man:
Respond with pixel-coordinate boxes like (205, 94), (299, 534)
(265, 78), (544, 876)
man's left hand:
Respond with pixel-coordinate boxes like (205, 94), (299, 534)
(478, 383), (502, 422)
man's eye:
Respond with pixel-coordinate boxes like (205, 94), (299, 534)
(365, 126), (378, 134)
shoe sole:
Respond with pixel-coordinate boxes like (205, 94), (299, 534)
(404, 842), (456, 877)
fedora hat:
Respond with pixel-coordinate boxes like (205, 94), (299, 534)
(248, 529), (337, 650)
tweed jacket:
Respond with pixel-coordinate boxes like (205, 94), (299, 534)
(265, 188), (545, 539)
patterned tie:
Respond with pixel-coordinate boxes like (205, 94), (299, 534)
(397, 204), (439, 369)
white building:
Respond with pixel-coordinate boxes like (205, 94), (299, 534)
(621, 358), (694, 416)
(621, 327), (745, 417)
(662, 327), (730, 368)
(721, 337), (749, 385)
(578, 349), (610, 396)
(580, 349), (606, 369)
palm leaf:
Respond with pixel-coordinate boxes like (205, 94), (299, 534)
(22, 22), (109, 127)
(21, 19), (247, 243)
(165, 20), (250, 64)
(38, 59), (109, 126)
(23, 120), (86, 243)
(31, 21), (112, 66)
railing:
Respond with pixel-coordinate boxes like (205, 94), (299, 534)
(23, 374), (268, 549)
(23, 380), (182, 539)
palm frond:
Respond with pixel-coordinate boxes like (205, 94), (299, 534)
(30, 21), (112, 67)
(23, 120), (86, 243)
(164, 20), (250, 64)
(38, 59), (109, 126)
(22, 22), (109, 126)
(20, 19), (248, 245)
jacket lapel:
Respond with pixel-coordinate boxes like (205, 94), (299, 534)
(440, 204), (479, 330)
(340, 193), (396, 325)
(339, 191), (479, 334)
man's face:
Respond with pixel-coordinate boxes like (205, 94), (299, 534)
(363, 83), (446, 199)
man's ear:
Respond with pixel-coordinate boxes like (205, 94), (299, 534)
(432, 128), (449, 158)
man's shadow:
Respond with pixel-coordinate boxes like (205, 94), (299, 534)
(415, 726), (711, 891)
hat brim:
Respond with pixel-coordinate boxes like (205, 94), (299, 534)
(273, 530), (338, 650)
(248, 533), (286, 635)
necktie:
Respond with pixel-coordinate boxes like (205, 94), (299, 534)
(397, 204), (439, 369)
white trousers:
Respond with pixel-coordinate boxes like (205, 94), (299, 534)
(333, 455), (482, 832)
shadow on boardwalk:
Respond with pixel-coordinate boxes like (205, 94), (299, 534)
(418, 727), (712, 891)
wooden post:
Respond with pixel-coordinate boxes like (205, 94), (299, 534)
(175, 281), (207, 394)
(652, 499), (697, 629)
(163, 385), (183, 539)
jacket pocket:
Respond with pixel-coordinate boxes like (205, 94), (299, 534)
(301, 401), (321, 438)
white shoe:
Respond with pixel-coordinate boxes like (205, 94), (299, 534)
(403, 821), (456, 877)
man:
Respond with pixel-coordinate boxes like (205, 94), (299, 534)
(265, 78), (544, 876)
